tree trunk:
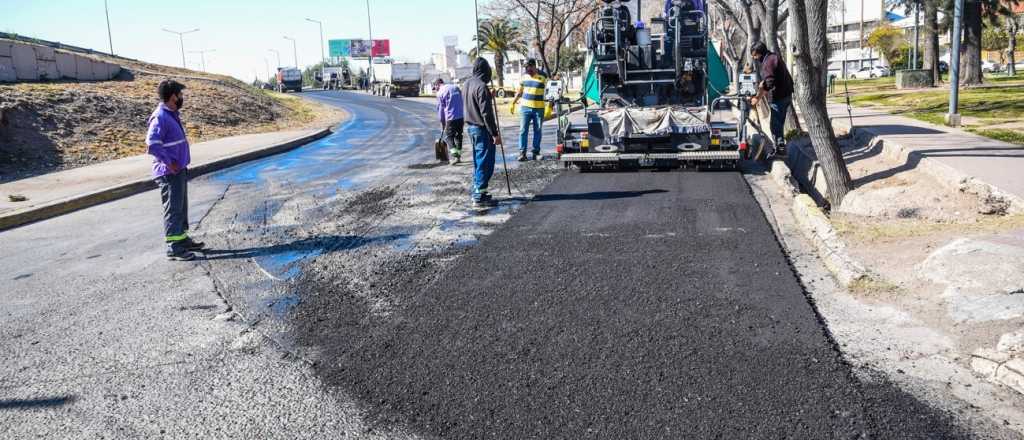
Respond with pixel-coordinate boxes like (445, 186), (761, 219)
(961, 0), (983, 85)
(1009, 18), (1019, 77)
(789, 0), (853, 207)
(496, 52), (506, 88)
(765, 0), (780, 53)
(923, 0), (940, 84)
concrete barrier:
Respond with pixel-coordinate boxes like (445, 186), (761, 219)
(896, 69), (934, 89)
(0, 38), (121, 83)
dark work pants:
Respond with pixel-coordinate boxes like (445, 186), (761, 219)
(769, 96), (792, 144)
(157, 170), (189, 253)
(444, 118), (464, 158)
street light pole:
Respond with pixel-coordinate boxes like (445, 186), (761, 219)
(188, 49), (215, 72)
(268, 49), (281, 68)
(283, 36), (298, 67)
(104, 0), (114, 55)
(264, 58), (271, 82)
(365, 0), (375, 84)
(913, 0), (919, 69)
(306, 18), (326, 85)
(162, 27), (199, 69)
(946, 0), (964, 127)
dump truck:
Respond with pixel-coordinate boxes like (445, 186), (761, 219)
(276, 67), (303, 93)
(371, 62), (422, 98)
(319, 66), (352, 90)
(556, 0), (758, 170)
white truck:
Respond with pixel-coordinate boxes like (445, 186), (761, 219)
(371, 62), (422, 98)
(319, 66), (352, 90)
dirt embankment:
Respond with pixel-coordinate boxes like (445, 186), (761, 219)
(0, 53), (344, 183)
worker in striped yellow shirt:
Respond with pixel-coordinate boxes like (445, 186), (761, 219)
(511, 59), (547, 161)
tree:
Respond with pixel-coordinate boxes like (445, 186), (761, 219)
(983, 22), (1009, 61)
(485, 0), (601, 75)
(867, 24), (909, 67)
(472, 17), (528, 88)
(947, 0), (1016, 85)
(1007, 13), (1022, 75)
(789, 0), (853, 207)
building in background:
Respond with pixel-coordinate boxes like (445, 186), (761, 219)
(826, 0), (905, 78)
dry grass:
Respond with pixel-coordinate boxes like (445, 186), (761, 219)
(832, 213), (1024, 244)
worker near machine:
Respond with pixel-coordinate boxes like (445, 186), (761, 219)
(146, 79), (204, 261)
(750, 41), (794, 152)
(510, 59), (547, 161)
(436, 78), (465, 165)
(463, 58), (502, 208)
(664, 0), (704, 17)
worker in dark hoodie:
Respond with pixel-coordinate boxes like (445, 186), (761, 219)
(461, 58), (502, 208)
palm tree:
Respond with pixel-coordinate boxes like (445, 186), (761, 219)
(472, 17), (528, 88)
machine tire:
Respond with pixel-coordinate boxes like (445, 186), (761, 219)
(496, 88), (507, 98)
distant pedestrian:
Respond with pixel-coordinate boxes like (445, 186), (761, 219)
(146, 79), (204, 261)
(511, 59), (547, 161)
(750, 41), (794, 153)
(437, 78), (465, 165)
(462, 58), (502, 208)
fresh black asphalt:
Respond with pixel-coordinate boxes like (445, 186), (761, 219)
(296, 170), (970, 439)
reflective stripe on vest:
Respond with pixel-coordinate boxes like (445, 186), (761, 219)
(519, 75), (547, 109)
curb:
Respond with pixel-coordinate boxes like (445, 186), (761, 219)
(971, 349), (1024, 395)
(833, 120), (1024, 215)
(0, 127), (332, 232)
(765, 160), (869, 287)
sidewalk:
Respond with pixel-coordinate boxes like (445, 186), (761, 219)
(0, 128), (331, 231)
(826, 102), (1024, 209)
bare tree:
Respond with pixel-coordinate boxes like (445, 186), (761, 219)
(1010, 13), (1021, 76)
(789, 0), (853, 207)
(485, 0), (601, 75)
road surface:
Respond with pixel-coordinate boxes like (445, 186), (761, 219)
(0, 90), (988, 438)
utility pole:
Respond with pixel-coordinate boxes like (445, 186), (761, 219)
(946, 0), (964, 127)
(264, 58), (271, 82)
(283, 36), (298, 67)
(162, 27), (199, 69)
(268, 49), (281, 68)
(859, 0), (865, 69)
(188, 49), (214, 72)
(366, 0), (375, 84)
(306, 18), (326, 81)
(842, 1), (848, 78)
(104, 0), (114, 55)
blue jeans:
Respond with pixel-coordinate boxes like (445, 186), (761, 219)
(468, 125), (495, 200)
(519, 106), (543, 154)
(769, 96), (791, 143)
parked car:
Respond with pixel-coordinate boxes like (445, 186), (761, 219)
(981, 60), (1001, 73)
(849, 65), (888, 79)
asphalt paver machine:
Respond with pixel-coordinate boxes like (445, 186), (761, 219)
(556, 0), (756, 170)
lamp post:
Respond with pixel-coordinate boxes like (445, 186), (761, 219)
(913, 0), (920, 69)
(104, 0), (114, 55)
(306, 18), (326, 85)
(268, 49), (281, 68)
(366, 0), (375, 84)
(162, 27), (199, 69)
(283, 36), (298, 68)
(474, 0), (481, 56)
(264, 57), (271, 82)
(188, 49), (215, 72)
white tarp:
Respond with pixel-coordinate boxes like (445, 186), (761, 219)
(598, 107), (708, 141)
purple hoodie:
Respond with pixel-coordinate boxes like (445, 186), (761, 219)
(145, 103), (191, 178)
(437, 84), (464, 123)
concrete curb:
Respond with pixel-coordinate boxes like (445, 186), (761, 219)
(765, 161), (869, 287)
(971, 349), (1024, 396)
(0, 127), (332, 231)
(833, 121), (1024, 215)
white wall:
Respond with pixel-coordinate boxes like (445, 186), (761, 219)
(0, 39), (121, 82)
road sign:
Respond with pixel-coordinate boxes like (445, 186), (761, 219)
(328, 39), (350, 57)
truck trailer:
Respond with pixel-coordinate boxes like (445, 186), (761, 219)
(275, 67), (303, 93)
(319, 66), (352, 90)
(371, 62), (422, 98)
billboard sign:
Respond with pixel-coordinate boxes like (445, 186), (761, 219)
(328, 39), (350, 57)
(328, 39), (390, 58)
(371, 39), (390, 57)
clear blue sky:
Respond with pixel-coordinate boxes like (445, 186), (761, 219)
(2, 0), (482, 81)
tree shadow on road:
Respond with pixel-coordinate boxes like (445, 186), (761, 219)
(532, 189), (668, 202)
(0, 395), (76, 411)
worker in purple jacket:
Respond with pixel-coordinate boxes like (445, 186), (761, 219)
(436, 78), (465, 165)
(146, 79), (204, 261)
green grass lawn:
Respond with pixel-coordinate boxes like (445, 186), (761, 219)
(834, 72), (1024, 146)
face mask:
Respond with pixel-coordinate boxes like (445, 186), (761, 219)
(175, 95), (184, 109)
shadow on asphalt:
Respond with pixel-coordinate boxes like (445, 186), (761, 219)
(0, 395), (76, 410)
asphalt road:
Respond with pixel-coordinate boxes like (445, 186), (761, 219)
(0, 89), (981, 439)
(297, 170), (974, 439)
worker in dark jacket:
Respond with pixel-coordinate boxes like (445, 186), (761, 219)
(751, 41), (794, 152)
(461, 58), (502, 208)
(146, 79), (205, 261)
